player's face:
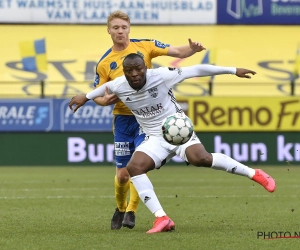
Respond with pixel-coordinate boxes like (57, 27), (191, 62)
(123, 58), (147, 91)
(107, 18), (130, 45)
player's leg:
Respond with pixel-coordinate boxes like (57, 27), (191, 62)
(111, 167), (130, 229)
(122, 126), (145, 229)
(111, 115), (135, 230)
(178, 134), (275, 192)
(128, 136), (176, 233)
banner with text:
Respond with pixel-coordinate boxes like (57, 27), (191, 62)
(177, 96), (300, 131)
(217, 0), (300, 24)
(0, 99), (113, 131)
(0, 0), (216, 24)
(1, 97), (300, 132)
(0, 132), (298, 165)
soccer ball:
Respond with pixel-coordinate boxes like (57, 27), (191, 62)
(161, 113), (194, 146)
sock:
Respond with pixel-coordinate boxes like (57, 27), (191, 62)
(131, 174), (165, 215)
(125, 182), (140, 213)
(114, 175), (130, 212)
(154, 209), (167, 217)
(211, 153), (255, 178)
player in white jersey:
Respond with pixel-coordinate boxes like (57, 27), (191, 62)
(69, 53), (276, 234)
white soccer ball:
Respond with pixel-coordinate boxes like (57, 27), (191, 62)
(161, 113), (194, 146)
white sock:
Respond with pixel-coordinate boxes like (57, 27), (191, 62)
(131, 174), (166, 215)
(211, 153), (255, 178)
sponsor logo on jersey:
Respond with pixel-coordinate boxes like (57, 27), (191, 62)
(125, 97), (132, 101)
(148, 87), (158, 98)
(132, 103), (164, 118)
(110, 61), (117, 70)
(154, 40), (169, 49)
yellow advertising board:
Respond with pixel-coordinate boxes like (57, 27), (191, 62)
(177, 96), (300, 131)
(1, 25), (299, 97)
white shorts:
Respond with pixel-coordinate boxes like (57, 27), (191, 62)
(135, 132), (201, 169)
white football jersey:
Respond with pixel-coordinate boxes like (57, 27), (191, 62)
(87, 64), (236, 136)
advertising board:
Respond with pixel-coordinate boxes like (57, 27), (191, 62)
(0, 0), (216, 24)
(217, 0), (300, 24)
(0, 132), (298, 165)
(0, 99), (113, 131)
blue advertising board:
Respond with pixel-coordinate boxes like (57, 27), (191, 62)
(0, 99), (113, 132)
(217, 0), (300, 24)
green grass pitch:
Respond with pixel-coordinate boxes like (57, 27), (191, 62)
(0, 165), (299, 250)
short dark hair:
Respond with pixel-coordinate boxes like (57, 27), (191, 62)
(124, 53), (143, 61)
(123, 53), (144, 66)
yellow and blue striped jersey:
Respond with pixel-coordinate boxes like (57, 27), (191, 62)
(94, 39), (170, 115)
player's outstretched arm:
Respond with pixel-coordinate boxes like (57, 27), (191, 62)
(69, 95), (90, 113)
(236, 68), (257, 78)
(167, 38), (206, 58)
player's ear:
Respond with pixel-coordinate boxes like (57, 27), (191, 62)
(107, 28), (110, 34)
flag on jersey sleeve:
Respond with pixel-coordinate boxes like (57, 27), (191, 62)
(19, 38), (47, 72)
(293, 44), (300, 79)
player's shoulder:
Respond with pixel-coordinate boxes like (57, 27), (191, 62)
(130, 38), (153, 43)
(110, 75), (128, 91)
(98, 47), (113, 63)
(147, 67), (170, 77)
(130, 39), (170, 48)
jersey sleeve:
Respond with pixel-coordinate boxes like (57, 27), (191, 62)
(93, 62), (110, 88)
(87, 81), (114, 100)
(159, 65), (237, 88)
(148, 39), (170, 58)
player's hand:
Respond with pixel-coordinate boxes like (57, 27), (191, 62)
(69, 94), (89, 113)
(236, 68), (257, 78)
(94, 87), (120, 106)
(188, 38), (206, 52)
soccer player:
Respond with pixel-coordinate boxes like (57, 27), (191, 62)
(95, 11), (206, 230)
(69, 53), (276, 234)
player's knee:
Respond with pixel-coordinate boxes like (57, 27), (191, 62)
(116, 168), (130, 184)
(189, 152), (212, 167)
(126, 163), (137, 177)
(126, 162), (146, 177)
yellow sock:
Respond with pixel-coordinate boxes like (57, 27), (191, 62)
(114, 175), (130, 212)
(126, 181), (140, 213)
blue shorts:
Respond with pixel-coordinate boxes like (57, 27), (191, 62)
(113, 115), (145, 168)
